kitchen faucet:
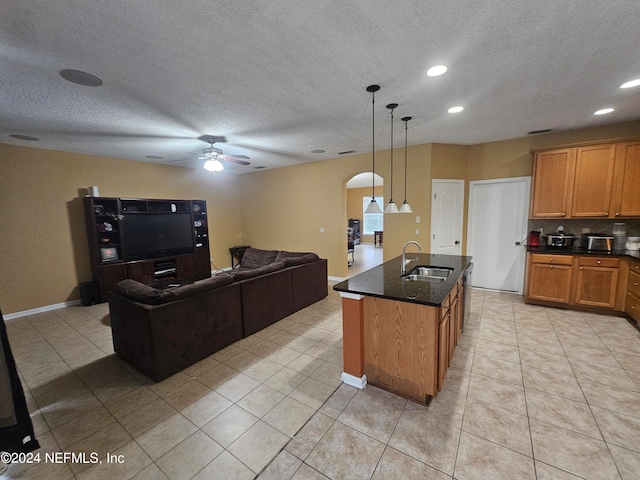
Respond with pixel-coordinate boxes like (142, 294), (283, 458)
(401, 241), (422, 274)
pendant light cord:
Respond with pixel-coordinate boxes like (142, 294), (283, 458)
(371, 90), (376, 200)
(389, 107), (394, 201)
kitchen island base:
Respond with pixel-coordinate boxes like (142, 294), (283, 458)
(337, 256), (467, 405)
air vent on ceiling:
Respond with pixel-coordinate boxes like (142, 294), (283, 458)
(528, 129), (552, 135)
(338, 150), (356, 155)
(10, 134), (39, 141)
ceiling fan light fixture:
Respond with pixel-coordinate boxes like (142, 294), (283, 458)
(204, 159), (224, 172)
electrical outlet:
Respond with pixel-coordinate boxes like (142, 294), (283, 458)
(415, 216), (421, 224)
(415, 228), (419, 235)
(320, 228), (325, 233)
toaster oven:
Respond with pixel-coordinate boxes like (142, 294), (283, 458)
(580, 234), (614, 251)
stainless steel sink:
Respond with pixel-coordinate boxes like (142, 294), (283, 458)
(402, 265), (454, 281)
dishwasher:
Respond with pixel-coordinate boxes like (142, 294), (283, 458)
(462, 262), (473, 331)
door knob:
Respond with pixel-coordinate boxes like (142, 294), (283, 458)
(515, 242), (521, 246)
(455, 241), (460, 245)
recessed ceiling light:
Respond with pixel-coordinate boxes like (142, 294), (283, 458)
(594, 108), (614, 115)
(10, 134), (40, 141)
(145, 155), (163, 160)
(310, 149), (325, 154)
(620, 79), (640, 89)
(448, 106), (464, 113)
(427, 65), (447, 77)
(59, 69), (103, 87)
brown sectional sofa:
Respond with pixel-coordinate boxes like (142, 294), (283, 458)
(108, 248), (328, 380)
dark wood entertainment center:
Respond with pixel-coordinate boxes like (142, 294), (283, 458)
(83, 196), (211, 302)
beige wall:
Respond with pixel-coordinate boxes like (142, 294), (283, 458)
(3, 119), (640, 314)
(0, 143), (242, 314)
(238, 144), (433, 278)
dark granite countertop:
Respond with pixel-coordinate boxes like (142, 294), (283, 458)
(333, 254), (473, 307)
(526, 246), (640, 260)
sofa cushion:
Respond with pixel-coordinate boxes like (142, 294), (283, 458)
(159, 274), (234, 302)
(240, 248), (280, 269)
(115, 274), (233, 305)
(115, 279), (163, 305)
(230, 261), (286, 281)
(276, 251), (320, 266)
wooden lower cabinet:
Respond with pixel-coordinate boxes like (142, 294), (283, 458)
(97, 263), (126, 302)
(438, 310), (450, 392)
(574, 257), (619, 308)
(526, 254), (574, 304)
(526, 253), (631, 313)
(177, 254), (196, 279)
(627, 260), (640, 322)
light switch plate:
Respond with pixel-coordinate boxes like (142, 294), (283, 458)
(415, 216), (421, 224)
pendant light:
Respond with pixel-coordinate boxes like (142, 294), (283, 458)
(364, 85), (382, 214)
(384, 103), (399, 214)
(399, 116), (413, 213)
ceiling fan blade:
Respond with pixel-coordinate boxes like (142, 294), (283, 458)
(222, 156), (251, 166)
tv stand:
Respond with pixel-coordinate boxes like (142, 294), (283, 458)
(83, 197), (211, 302)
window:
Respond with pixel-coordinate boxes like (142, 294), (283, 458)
(362, 196), (384, 235)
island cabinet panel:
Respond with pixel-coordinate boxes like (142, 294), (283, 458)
(571, 144), (616, 217)
(363, 296), (439, 403)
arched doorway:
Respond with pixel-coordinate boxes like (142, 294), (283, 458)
(345, 172), (384, 276)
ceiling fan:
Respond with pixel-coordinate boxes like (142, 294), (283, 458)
(198, 135), (250, 172)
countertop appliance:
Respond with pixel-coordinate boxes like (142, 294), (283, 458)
(580, 233), (614, 251)
(542, 233), (575, 248)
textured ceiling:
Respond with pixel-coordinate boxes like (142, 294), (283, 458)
(2, 1), (640, 173)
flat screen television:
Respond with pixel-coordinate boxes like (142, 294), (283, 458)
(121, 213), (194, 260)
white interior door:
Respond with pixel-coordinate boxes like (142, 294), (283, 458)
(467, 177), (531, 293)
(431, 179), (464, 255)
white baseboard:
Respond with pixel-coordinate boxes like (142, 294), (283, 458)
(341, 372), (367, 389)
(4, 299), (82, 321)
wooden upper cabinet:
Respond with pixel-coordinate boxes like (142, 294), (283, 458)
(571, 144), (616, 217)
(530, 140), (640, 219)
(530, 149), (575, 218)
(611, 141), (640, 217)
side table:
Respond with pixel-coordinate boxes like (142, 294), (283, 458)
(229, 245), (251, 268)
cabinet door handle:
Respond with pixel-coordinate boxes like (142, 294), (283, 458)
(549, 265), (553, 269)
(604, 213), (609, 216)
(561, 213), (566, 217)
(616, 212), (620, 216)
(597, 260), (601, 264)
(634, 282), (639, 286)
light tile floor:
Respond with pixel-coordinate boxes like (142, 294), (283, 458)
(3, 286), (640, 479)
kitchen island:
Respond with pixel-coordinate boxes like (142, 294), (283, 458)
(333, 254), (472, 404)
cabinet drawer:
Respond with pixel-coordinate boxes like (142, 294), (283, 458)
(577, 256), (620, 268)
(631, 260), (640, 275)
(626, 293), (640, 322)
(530, 254), (574, 266)
(629, 272), (640, 298)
